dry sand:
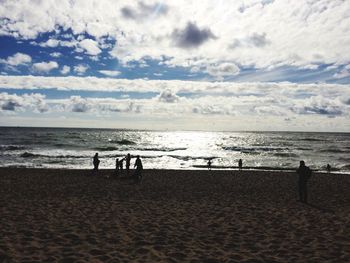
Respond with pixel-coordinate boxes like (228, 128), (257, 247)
(0, 168), (349, 262)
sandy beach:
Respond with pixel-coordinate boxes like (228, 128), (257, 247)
(0, 168), (349, 262)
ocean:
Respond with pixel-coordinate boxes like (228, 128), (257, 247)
(0, 127), (349, 172)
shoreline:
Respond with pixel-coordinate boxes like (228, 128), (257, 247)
(1, 166), (348, 175)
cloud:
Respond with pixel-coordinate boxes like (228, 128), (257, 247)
(39, 39), (59, 48)
(230, 33), (270, 49)
(50, 52), (62, 58)
(78, 39), (101, 56)
(0, 92), (48, 112)
(32, 61), (58, 73)
(206, 63), (240, 78)
(171, 22), (216, 49)
(157, 89), (179, 103)
(333, 64), (350, 79)
(67, 96), (90, 113)
(121, 2), (168, 21)
(0, 53), (32, 66)
(60, 65), (71, 75)
(99, 70), (121, 77)
(1, 0), (350, 73)
(74, 64), (88, 75)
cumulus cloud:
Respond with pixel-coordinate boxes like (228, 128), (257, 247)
(0, 0), (350, 73)
(230, 33), (270, 49)
(32, 61), (58, 73)
(39, 39), (59, 48)
(171, 22), (216, 49)
(78, 39), (101, 56)
(206, 63), (240, 78)
(0, 53), (32, 66)
(0, 92), (48, 112)
(99, 70), (121, 77)
(157, 89), (179, 103)
(50, 52), (62, 58)
(121, 2), (168, 21)
(67, 96), (90, 113)
(60, 65), (71, 75)
(74, 64), (88, 75)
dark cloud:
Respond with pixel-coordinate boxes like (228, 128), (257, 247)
(158, 89), (179, 103)
(2, 101), (20, 111)
(172, 22), (216, 49)
(121, 2), (168, 21)
(230, 33), (270, 49)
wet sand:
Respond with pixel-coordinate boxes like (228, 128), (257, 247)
(0, 168), (349, 262)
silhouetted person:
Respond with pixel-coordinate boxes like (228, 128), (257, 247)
(238, 159), (243, 170)
(119, 158), (124, 171)
(207, 159), (212, 170)
(126, 153), (131, 176)
(93, 153), (100, 171)
(326, 164), (331, 173)
(296, 160), (312, 203)
(134, 155), (143, 183)
(115, 158), (120, 177)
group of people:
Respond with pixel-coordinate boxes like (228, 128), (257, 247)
(93, 152), (143, 182)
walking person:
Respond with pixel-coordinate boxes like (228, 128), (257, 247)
(93, 153), (100, 174)
(296, 160), (312, 203)
(238, 159), (243, 170)
(134, 155), (143, 183)
(126, 153), (131, 177)
(207, 159), (212, 171)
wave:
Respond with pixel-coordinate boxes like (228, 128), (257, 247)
(341, 164), (350, 170)
(20, 152), (41, 158)
(136, 147), (187, 152)
(109, 139), (136, 145)
(0, 145), (26, 151)
(299, 138), (325, 142)
(94, 146), (119, 151)
(20, 152), (86, 159)
(273, 152), (298, 158)
(222, 146), (285, 153)
(169, 155), (217, 161)
(320, 148), (348, 154)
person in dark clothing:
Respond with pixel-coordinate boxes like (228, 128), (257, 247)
(114, 158), (120, 177)
(119, 158), (124, 171)
(326, 164), (331, 173)
(126, 153), (131, 177)
(238, 159), (243, 170)
(207, 159), (212, 170)
(296, 160), (312, 203)
(93, 153), (100, 171)
(134, 155), (143, 183)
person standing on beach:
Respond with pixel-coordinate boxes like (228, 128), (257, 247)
(238, 159), (243, 170)
(115, 158), (120, 177)
(126, 153), (131, 176)
(296, 160), (312, 203)
(326, 164), (331, 173)
(93, 153), (100, 171)
(134, 155), (143, 182)
(207, 159), (212, 170)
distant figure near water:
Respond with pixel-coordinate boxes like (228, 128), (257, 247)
(134, 155), (143, 183)
(126, 153), (131, 176)
(296, 160), (312, 203)
(207, 159), (212, 170)
(93, 153), (100, 171)
(326, 164), (331, 173)
(238, 159), (243, 170)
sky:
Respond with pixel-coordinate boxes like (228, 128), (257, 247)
(0, 0), (349, 132)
